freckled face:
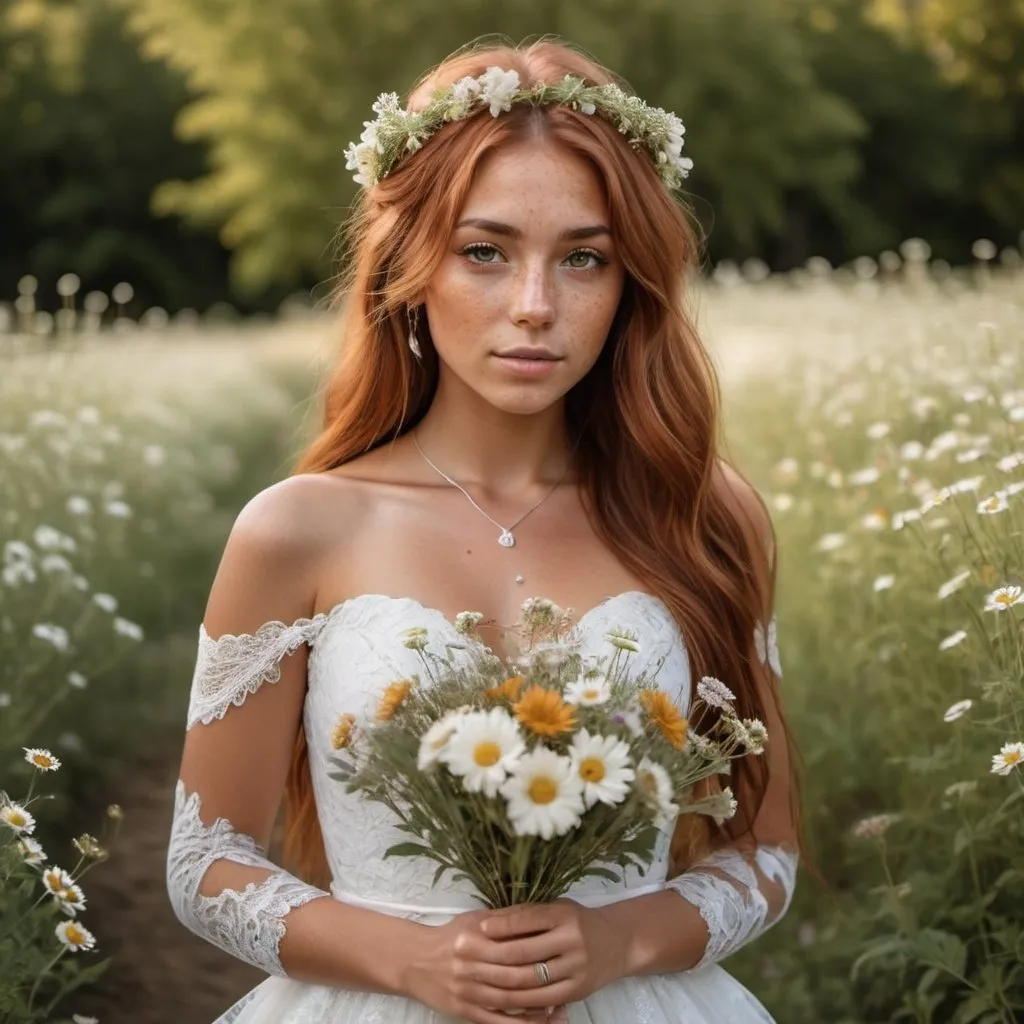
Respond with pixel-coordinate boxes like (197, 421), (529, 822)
(423, 140), (625, 416)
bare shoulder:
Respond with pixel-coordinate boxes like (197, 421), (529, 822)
(202, 473), (369, 635)
(713, 459), (775, 568)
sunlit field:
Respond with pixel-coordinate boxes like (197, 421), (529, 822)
(1, 253), (1022, 1022)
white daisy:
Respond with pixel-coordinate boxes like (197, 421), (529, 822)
(42, 866), (76, 895)
(977, 494), (1009, 515)
(873, 574), (895, 593)
(112, 616), (143, 641)
(635, 757), (678, 828)
(440, 707), (525, 796)
(939, 629), (968, 651)
(984, 586), (1022, 612)
(501, 746), (584, 839)
(569, 730), (634, 808)
(937, 570), (971, 600)
(990, 742), (1024, 776)
(564, 677), (611, 706)
(996, 452), (1024, 472)
(54, 881), (87, 917)
(696, 676), (735, 712)
(892, 508), (922, 530)
(417, 709), (467, 771)
(1, 802), (36, 834)
(24, 747), (61, 771)
(55, 919), (96, 952)
(942, 699), (972, 722)
(16, 837), (46, 865)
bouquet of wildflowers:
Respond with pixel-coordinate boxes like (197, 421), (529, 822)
(329, 598), (766, 909)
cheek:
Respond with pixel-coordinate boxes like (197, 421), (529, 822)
(427, 261), (502, 331)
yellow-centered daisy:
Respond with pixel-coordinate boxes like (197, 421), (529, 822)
(501, 747), (585, 839)
(569, 730), (634, 808)
(440, 707), (525, 797)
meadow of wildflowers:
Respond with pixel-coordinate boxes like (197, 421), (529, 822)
(1, 301), (319, 1020)
(716, 252), (1024, 1023)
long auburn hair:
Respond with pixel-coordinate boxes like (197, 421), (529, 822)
(281, 37), (799, 888)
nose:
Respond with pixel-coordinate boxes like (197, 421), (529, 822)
(509, 262), (556, 329)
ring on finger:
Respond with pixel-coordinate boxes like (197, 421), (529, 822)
(533, 960), (551, 985)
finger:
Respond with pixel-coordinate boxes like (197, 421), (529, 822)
(463, 954), (573, 991)
(469, 977), (579, 1014)
(482, 904), (562, 940)
(480, 928), (575, 967)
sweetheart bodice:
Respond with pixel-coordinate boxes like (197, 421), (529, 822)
(300, 591), (691, 912)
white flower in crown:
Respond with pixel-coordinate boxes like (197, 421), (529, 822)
(478, 66), (521, 117)
(446, 75), (483, 120)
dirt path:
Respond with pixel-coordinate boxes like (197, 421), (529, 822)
(65, 743), (265, 1024)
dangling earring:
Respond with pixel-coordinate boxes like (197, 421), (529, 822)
(407, 306), (423, 360)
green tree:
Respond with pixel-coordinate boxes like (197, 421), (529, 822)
(118, 0), (866, 291)
(0, 0), (235, 312)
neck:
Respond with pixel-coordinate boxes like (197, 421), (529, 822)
(411, 381), (576, 494)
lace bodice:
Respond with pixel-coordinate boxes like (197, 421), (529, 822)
(167, 590), (793, 981)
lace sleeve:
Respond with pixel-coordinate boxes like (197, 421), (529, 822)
(167, 617), (333, 978)
(666, 611), (798, 968)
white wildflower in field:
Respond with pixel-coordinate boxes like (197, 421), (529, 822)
(990, 742), (1024, 776)
(943, 699), (973, 722)
(849, 467), (881, 486)
(697, 676), (736, 711)
(944, 781), (977, 800)
(873, 575), (895, 592)
(900, 440), (925, 460)
(501, 747), (585, 838)
(939, 629), (968, 651)
(55, 919), (96, 952)
(441, 708), (525, 796)
(938, 570), (971, 599)
(774, 457), (799, 481)
(852, 813), (899, 839)
(72, 1016), (99, 1024)
(54, 881), (87, 917)
(33, 525), (76, 552)
(977, 493), (1009, 514)
(16, 836), (46, 865)
(1005, 481), (1024, 496)
(40, 553), (72, 574)
(92, 592), (118, 613)
(24, 747), (61, 771)
(862, 511), (888, 531)
(0, 692), (11, 707)
(984, 586), (1023, 612)
(42, 866), (76, 894)
(892, 509), (922, 530)
(816, 532), (846, 552)
(866, 422), (890, 439)
(68, 671), (88, 689)
(949, 475), (984, 494)
(1, 802), (36, 834)
(564, 677), (611, 706)
(912, 396), (939, 419)
(961, 385), (988, 403)
(66, 495), (92, 516)
(105, 500), (132, 518)
(569, 730), (635, 808)
(955, 448), (985, 464)
(32, 622), (69, 651)
(996, 451), (1024, 472)
(112, 616), (144, 641)
(772, 493), (794, 511)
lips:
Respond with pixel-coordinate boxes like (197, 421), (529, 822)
(495, 349), (561, 360)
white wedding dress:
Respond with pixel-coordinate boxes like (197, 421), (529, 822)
(166, 591), (796, 1023)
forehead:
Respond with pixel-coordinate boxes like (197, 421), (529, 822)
(457, 139), (608, 227)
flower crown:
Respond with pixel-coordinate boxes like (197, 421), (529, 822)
(344, 66), (694, 191)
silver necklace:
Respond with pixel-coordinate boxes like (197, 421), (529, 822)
(411, 430), (577, 549)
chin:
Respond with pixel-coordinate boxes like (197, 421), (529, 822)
(479, 383), (568, 417)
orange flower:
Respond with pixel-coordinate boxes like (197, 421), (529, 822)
(485, 674), (525, 702)
(331, 713), (357, 750)
(376, 680), (413, 722)
(638, 690), (688, 750)
(513, 685), (576, 736)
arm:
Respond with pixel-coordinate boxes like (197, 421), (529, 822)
(166, 478), (421, 992)
(605, 467), (797, 975)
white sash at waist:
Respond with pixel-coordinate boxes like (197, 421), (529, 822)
(329, 879), (667, 917)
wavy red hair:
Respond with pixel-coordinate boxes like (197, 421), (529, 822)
(281, 38), (800, 888)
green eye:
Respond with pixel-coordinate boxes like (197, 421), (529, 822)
(463, 244), (503, 264)
(564, 249), (606, 270)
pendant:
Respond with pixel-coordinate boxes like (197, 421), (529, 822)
(515, 574), (525, 585)
(498, 529), (516, 548)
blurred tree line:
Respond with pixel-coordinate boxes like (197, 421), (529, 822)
(1, 0), (1020, 314)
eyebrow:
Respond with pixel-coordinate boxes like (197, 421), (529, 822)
(455, 218), (612, 242)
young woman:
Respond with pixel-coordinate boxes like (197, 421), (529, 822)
(166, 37), (799, 1024)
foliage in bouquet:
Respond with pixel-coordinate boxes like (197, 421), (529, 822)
(0, 747), (122, 1022)
(329, 597), (766, 909)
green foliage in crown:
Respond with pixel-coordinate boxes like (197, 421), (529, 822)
(344, 66), (693, 190)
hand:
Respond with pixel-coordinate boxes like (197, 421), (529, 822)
(399, 908), (569, 1024)
(473, 900), (627, 1012)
